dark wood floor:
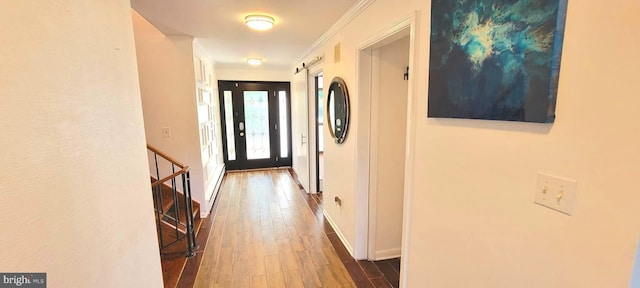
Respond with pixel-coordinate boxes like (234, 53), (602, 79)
(174, 169), (400, 287)
(305, 190), (400, 288)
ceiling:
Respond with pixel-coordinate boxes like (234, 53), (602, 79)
(131, 0), (358, 70)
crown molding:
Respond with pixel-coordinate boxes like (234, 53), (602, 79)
(295, 0), (376, 65)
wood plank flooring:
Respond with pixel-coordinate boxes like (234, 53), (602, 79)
(306, 193), (400, 288)
(193, 169), (355, 287)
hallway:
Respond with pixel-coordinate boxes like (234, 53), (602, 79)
(193, 169), (355, 287)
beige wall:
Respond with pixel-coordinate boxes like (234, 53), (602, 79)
(132, 11), (209, 209)
(371, 36), (410, 259)
(297, 0), (640, 286)
(0, 1), (163, 287)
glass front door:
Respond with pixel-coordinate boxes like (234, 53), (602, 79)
(218, 81), (291, 170)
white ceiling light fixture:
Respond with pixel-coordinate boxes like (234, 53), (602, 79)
(247, 58), (263, 66)
(245, 14), (275, 31)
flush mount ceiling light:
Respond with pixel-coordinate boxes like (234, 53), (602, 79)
(245, 14), (275, 31)
(247, 58), (263, 66)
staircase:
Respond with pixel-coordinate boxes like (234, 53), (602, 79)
(153, 179), (202, 255)
(147, 145), (204, 288)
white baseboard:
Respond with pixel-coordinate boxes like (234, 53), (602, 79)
(374, 247), (401, 260)
(202, 166), (225, 218)
(323, 210), (354, 257)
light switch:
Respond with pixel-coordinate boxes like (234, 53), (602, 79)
(162, 127), (171, 138)
(535, 173), (577, 215)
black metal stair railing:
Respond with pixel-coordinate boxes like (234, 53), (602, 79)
(147, 144), (197, 258)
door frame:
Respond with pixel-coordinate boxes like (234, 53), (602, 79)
(308, 68), (323, 194)
(355, 12), (418, 286)
(218, 80), (292, 170)
(314, 73), (323, 193)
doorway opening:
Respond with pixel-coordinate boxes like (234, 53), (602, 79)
(306, 68), (323, 195)
(218, 81), (292, 170)
(315, 73), (324, 193)
(354, 14), (417, 286)
(367, 34), (410, 261)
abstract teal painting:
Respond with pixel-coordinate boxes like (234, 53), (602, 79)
(428, 0), (568, 123)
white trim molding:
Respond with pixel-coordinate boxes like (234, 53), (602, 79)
(354, 11), (419, 287)
(358, 13), (414, 50)
(399, 11), (420, 288)
(323, 210), (355, 256)
(366, 48), (381, 259)
(295, 0), (376, 64)
(375, 248), (402, 261)
(203, 166), (226, 218)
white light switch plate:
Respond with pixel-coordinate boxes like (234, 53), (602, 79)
(535, 173), (577, 215)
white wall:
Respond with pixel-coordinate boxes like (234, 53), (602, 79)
(0, 1), (163, 287)
(296, 0), (640, 286)
(132, 11), (209, 211)
(371, 36), (409, 259)
(216, 67), (291, 82)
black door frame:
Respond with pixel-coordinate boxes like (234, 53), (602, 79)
(218, 81), (292, 170)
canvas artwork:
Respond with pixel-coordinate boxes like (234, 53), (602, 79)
(428, 0), (568, 123)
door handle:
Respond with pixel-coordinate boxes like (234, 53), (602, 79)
(239, 122), (245, 137)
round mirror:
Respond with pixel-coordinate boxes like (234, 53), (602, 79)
(327, 77), (350, 144)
